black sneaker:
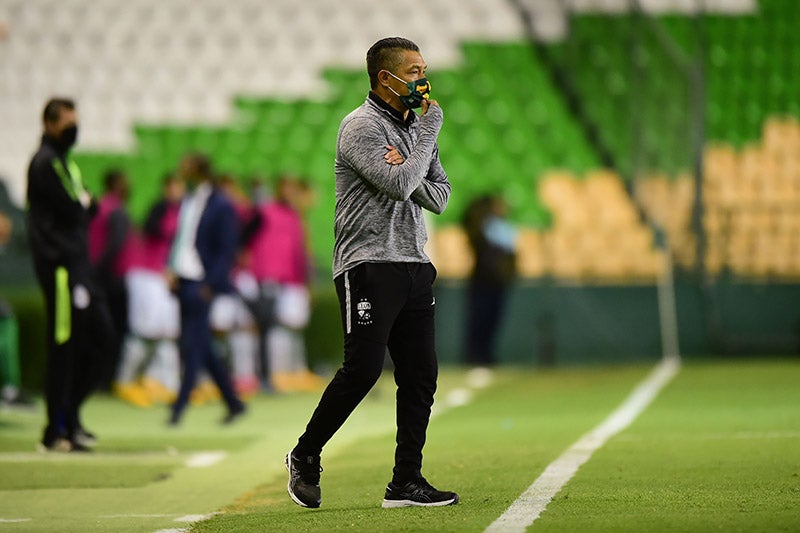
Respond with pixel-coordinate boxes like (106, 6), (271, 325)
(37, 436), (93, 453)
(68, 440), (93, 453)
(285, 451), (322, 508)
(73, 427), (98, 448)
(167, 411), (179, 426)
(38, 437), (72, 453)
(382, 477), (459, 508)
(221, 403), (246, 425)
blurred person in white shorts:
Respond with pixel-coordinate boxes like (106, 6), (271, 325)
(113, 175), (183, 407)
(247, 175), (322, 393)
(208, 175), (263, 398)
(209, 268), (261, 397)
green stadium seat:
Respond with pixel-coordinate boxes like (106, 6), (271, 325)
(54, 3), (800, 280)
(189, 127), (222, 155)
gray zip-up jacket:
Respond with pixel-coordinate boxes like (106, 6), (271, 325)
(332, 93), (451, 278)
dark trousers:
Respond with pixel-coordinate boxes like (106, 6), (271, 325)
(172, 279), (241, 418)
(33, 257), (113, 443)
(97, 275), (128, 390)
(464, 284), (509, 366)
(296, 262), (438, 483)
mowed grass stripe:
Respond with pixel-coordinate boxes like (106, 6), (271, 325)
(6, 361), (790, 532)
(0, 383), (393, 532)
(193, 365), (654, 532)
(0, 370), (472, 532)
(532, 359), (800, 532)
(486, 357), (680, 532)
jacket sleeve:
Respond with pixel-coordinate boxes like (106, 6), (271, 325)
(409, 144), (451, 215)
(143, 201), (167, 238)
(204, 196), (238, 293)
(239, 209), (263, 248)
(338, 106), (444, 202)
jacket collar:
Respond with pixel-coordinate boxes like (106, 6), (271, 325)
(368, 92), (416, 128)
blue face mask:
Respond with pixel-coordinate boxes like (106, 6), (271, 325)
(386, 71), (431, 109)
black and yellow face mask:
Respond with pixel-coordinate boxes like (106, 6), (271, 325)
(386, 71), (431, 109)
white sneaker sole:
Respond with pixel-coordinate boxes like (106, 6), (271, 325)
(381, 495), (459, 508)
(285, 452), (319, 508)
(74, 435), (97, 448)
(36, 438), (72, 453)
(287, 481), (311, 508)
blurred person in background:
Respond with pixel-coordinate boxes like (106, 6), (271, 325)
(88, 169), (134, 389)
(0, 299), (29, 409)
(247, 175), (322, 393)
(0, 211), (34, 409)
(286, 37), (457, 509)
(237, 175), (276, 389)
(461, 194), (518, 366)
(209, 174), (261, 399)
(26, 98), (114, 451)
(167, 153), (245, 425)
(113, 174), (184, 407)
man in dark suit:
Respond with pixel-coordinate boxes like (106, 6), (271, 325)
(168, 153), (245, 425)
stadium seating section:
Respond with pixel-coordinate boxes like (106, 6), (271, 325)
(2, 0), (797, 282)
(438, 0), (800, 282)
(637, 116), (800, 279)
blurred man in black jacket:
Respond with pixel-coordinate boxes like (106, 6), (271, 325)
(26, 98), (113, 452)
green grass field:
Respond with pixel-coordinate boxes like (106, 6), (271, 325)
(0, 359), (798, 532)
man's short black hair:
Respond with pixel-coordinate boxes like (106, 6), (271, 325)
(42, 97), (75, 124)
(366, 37), (420, 89)
(103, 168), (127, 193)
(186, 152), (212, 179)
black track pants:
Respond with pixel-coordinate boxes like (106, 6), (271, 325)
(296, 262), (438, 482)
(33, 257), (113, 443)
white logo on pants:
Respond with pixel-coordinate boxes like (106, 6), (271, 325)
(72, 284), (90, 310)
(356, 299), (373, 326)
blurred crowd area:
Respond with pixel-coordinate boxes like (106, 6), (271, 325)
(1, 0), (799, 412)
(1, 155), (329, 411)
(1, 0), (799, 289)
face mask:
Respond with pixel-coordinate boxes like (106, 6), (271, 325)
(58, 125), (79, 149)
(386, 71), (431, 109)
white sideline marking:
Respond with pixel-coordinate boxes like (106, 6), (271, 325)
(431, 369), (493, 418)
(101, 514), (173, 519)
(486, 357), (681, 533)
(466, 367), (494, 389)
(0, 450), (179, 463)
(445, 388), (473, 408)
(0, 518), (32, 523)
(185, 451), (227, 468)
(616, 430), (800, 442)
(175, 513), (216, 522)
(730, 431), (800, 440)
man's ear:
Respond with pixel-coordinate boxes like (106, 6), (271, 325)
(377, 70), (391, 88)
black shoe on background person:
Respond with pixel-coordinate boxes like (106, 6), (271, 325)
(221, 402), (246, 425)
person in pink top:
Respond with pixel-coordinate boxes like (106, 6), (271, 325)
(209, 174), (262, 398)
(87, 169), (134, 389)
(248, 175), (323, 392)
(113, 174), (184, 407)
